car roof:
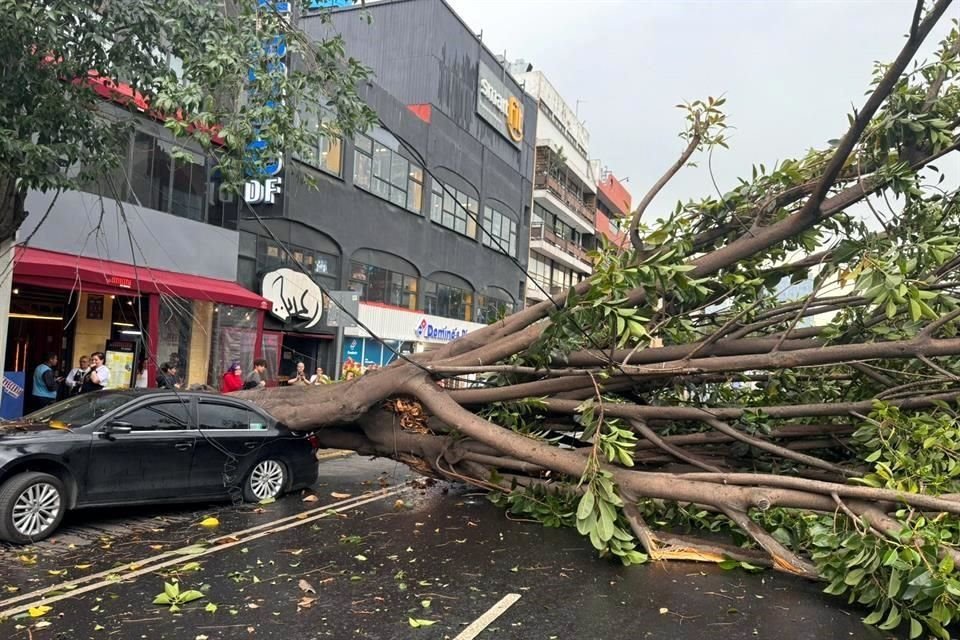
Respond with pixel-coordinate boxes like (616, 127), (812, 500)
(100, 389), (268, 411)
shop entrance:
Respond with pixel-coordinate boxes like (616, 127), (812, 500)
(278, 334), (332, 385)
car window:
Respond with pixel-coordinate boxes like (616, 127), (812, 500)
(118, 401), (194, 431)
(198, 403), (267, 430)
(24, 393), (133, 428)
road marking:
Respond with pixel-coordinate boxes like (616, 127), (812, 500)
(452, 593), (522, 640)
(0, 484), (408, 619)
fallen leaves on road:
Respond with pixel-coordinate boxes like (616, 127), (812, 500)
(199, 517), (220, 528)
(330, 492), (351, 499)
(18, 554), (37, 565)
(302, 494), (318, 502)
(74, 564), (92, 570)
(408, 618), (436, 628)
(298, 579), (316, 594)
(28, 605), (52, 618)
(297, 596), (316, 610)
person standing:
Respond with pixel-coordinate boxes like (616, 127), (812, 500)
(80, 352), (110, 394)
(31, 353), (61, 410)
(309, 367), (331, 385)
(63, 355), (89, 398)
(243, 358), (268, 390)
(157, 363), (180, 390)
(221, 362), (244, 393)
(288, 361), (309, 386)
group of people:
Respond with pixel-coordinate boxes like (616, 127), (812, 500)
(31, 352), (111, 410)
(30, 352), (335, 411)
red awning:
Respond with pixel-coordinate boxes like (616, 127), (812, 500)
(14, 247), (271, 310)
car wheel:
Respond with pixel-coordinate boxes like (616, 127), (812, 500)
(243, 459), (287, 502)
(0, 472), (67, 544)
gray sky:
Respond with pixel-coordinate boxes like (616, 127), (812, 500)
(447, 0), (951, 216)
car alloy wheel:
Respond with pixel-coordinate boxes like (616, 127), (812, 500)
(249, 460), (285, 500)
(12, 481), (62, 538)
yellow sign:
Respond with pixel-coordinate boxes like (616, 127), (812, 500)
(507, 96), (524, 143)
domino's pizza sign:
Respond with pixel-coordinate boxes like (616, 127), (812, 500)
(244, 1), (289, 206)
(414, 318), (469, 343)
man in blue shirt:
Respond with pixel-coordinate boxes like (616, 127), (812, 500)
(32, 353), (61, 411)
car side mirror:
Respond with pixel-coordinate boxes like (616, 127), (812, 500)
(99, 421), (133, 438)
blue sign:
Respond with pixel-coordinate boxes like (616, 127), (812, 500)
(414, 318), (469, 342)
(1, 372), (26, 420)
(308, 0), (354, 8)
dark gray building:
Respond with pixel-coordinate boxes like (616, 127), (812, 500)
(232, 0), (536, 377)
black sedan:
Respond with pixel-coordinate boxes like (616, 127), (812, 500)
(0, 390), (319, 544)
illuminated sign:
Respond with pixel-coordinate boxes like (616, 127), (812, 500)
(245, 1), (289, 205)
(476, 62), (524, 147)
(414, 318), (469, 342)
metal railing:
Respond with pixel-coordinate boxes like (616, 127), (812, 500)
(534, 172), (595, 224)
(530, 223), (591, 265)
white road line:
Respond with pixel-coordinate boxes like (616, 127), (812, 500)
(452, 593), (522, 640)
(0, 484), (407, 619)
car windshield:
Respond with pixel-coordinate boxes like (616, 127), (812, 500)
(20, 394), (133, 428)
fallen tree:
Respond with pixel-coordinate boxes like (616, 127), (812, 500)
(236, 3), (960, 636)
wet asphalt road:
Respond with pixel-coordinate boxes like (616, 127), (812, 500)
(0, 455), (901, 640)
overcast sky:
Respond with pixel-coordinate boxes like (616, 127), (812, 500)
(447, 0), (951, 215)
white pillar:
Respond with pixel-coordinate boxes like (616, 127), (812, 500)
(0, 237), (13, 413)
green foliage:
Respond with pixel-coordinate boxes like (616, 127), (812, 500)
(0, 0), (376, 216)
(152, 581), (205, 613)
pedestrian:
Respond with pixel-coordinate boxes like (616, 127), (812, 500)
(288, 361), (309, 386)
(31, 353), (61, 411)
(63, 355), (89, 398)
(243, 358), (268, 390)
(134, 359), (149, 389)
(221, 362), (243, 393)
(309, 367), (331, 385)
(157, 363), (180, 389)
(80, 352), (110, 393)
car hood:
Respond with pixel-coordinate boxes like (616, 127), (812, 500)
(0, 421), (75, 440)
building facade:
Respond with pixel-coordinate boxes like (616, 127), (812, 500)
(0, 0), (536, 415)
(234, 0), (536, 378)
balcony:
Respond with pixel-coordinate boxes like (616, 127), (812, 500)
(534, 172), (595, 234)
(529, 223), (593, 275)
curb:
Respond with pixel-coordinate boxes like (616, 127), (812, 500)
(316, 449), (355, 462)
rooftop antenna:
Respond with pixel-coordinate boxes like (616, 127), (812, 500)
(575, 99), (587, 118)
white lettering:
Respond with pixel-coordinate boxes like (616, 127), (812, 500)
(480, 78), (510, 117)
(243, 177), (283, 205)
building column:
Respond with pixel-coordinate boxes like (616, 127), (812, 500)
(0, 238), (12, 412)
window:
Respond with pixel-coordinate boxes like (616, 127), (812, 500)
(476, 292), (514, 323)
(529, 255), (551, 290)
(423, 280), (473, 321)
(169, 147), (206, 221)
(430, 182), (478, 238)
(129, 131), (171, 212)
(119, 401), (194, 431)
(257, 238), (339, 290)
(481, 206), (518, 257)
(353, 129), (423, 213)
(198, 402), (262, 430)
(295, 103), (343, 177)
(349, 262), (418, 309)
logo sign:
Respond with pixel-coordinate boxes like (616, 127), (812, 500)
(244, 1), (289, 205)
(2, 376), (23, 400)
(414, 318), (469, 342)
(261, 268), (324, 329)
(477, 62), (524, 147)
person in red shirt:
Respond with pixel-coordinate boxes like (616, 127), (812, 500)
(221, 362), (244, 393)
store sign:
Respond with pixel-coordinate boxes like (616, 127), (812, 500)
(262, 268), (324, 329)
(414, 318), (469, 342)
(244, 1), (289, 205)
(476, 62), (524, 146)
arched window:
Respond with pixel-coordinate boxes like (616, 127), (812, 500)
(349, 249), (419, 310)
(423, 272), (474, 321)
(476, 286), (515, 323)
(429, 173), (479, 239)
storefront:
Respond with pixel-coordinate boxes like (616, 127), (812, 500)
(342, 304), (485, 372)
(3, 247), (271, 416)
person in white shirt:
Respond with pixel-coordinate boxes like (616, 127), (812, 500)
(80, 352), (110, 393)
(64, 356), (89, 396)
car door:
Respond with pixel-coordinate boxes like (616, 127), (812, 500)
(191, 400), (276, 497)
(84, 397), (197, 504)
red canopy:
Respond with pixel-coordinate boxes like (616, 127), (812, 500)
(14, 247), (271, 310)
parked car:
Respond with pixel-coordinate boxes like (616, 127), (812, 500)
(0, 390), (319, 544)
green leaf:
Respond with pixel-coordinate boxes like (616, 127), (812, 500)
(844, 568), (866, 586)
(408, 618), (436, 628)
(577, 490), (595, 520)
(909, 298), (922, 321)
(179, 590), (205, 603)
(205, 602), (218, 613)
(888, 568), (902, 598)
(164, 582), (180, 599)
(153, 594), (172, 605)
(863, 608), (885, 625)
(878, 605), (902, 631)
(909, 617), (922, 639)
